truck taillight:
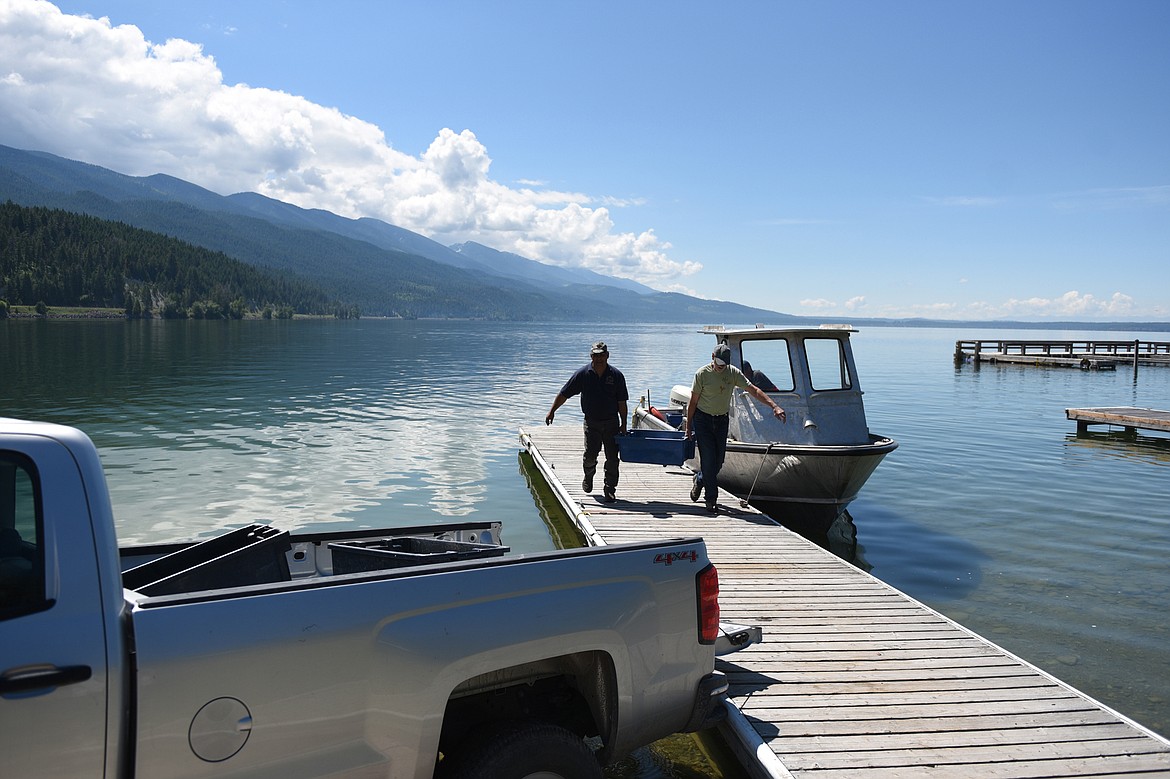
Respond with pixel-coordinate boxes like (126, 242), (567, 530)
(696, 564), (720, 644)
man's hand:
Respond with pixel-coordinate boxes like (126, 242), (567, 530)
(545, 411), (554, 426)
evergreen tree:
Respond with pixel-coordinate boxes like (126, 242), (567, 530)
(1, 201), (350, 318)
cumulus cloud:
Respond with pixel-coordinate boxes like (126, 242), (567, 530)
(1000, 290), (1136, 318)
(0, 0), (699, 286)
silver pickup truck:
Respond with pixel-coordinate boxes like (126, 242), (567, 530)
(0, 419), (728, 778)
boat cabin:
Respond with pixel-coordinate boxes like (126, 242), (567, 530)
(681, 324), (875, 447)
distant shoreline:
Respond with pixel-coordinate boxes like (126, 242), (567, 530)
(0, 306), (339, 321)
(2, 307), (1168, 332)
(4, 308), (125, 320)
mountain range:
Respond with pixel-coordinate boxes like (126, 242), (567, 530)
(4, 144), (1167, 331)
(0, 144), (793, 322)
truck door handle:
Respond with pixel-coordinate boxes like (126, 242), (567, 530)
(0, 664), (92, 694)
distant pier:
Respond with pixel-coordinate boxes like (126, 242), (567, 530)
(954, 338), (1170, 372)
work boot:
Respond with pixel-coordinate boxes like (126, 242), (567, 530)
(705, 502), (718, 515)
(689, 475), (702, 503)
(582, 475), (593, 493)
(603, 487), (616, 503)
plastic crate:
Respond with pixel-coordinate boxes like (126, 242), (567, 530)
(329, 536), (509, 574)
(616, 429), (696, 466)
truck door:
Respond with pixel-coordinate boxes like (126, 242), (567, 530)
(0, 444), (111, 777)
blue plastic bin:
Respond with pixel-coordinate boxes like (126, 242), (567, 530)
(616, 429), (696, 466)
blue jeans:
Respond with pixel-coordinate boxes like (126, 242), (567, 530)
(693, 410), (728, 506)
(583, 417), (620, 491)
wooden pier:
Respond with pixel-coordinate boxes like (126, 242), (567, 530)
(1066, 406), (1170, 435)
(519, 425), (1170, 778)
(955, 338), (1170, 372)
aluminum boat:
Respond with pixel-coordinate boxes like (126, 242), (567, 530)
(633, 324), (897, 524)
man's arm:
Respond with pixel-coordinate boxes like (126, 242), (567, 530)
(618, 400), (628, 433)
(545, 394), (569, 425)
(747, 384), (786, 421)
(683, 393), (699, 437)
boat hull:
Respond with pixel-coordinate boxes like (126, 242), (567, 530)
(706, 436), (897, 522)
(633, 406), (896, 523)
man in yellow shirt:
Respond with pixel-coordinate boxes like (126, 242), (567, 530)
(683, 344), (785, 514)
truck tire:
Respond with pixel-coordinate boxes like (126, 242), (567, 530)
(438, 720), (604, 779)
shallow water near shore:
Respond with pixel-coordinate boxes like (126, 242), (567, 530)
(5, 318), (1169, 746)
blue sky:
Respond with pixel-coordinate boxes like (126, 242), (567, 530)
(2, 1), (1168, 321)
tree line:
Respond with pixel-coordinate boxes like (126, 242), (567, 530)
(0, 201), (359, 319)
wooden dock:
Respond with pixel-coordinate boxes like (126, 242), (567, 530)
(519, 425), (1170, 778)
(1066, 406), (1170, 435)
(955, 339), (1170, 372)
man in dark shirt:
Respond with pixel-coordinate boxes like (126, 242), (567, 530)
(545, 341), (629, 503)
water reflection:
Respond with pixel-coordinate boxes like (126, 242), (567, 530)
(755, 501), (989, 604)
(4, 320), (542, 543)
(1064, 430), (1170, 466)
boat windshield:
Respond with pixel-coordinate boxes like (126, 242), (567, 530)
(740, 339), (793, 392)
(805, 337), (852, 391)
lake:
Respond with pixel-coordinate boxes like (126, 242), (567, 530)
(4, 318), (1169, 742)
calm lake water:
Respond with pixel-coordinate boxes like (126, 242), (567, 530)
(4, 318), (1169, 744)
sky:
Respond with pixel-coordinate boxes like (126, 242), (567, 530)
(1, 0), (1168, 321)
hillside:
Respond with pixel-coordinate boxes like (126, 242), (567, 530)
(0, 202), (347, 318)
(0, 145), (793, 322)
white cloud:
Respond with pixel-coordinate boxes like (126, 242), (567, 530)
(796, 291), (1142, 321)
(0, 0), (698, 286)
(999, 290), (1136, 318)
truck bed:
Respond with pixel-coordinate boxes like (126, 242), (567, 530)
(119, 521), (508, 597)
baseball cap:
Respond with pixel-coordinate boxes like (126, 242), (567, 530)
(591, 341), (609, 355)
(713, 344), (731, 366)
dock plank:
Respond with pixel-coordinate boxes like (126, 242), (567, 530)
(519, 425), (1170, 778)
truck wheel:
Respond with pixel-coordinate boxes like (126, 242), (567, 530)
(439, 720), (603, 779)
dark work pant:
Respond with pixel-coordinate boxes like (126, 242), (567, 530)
(694, 409), (729, 505)
(583, 417), (620, 490)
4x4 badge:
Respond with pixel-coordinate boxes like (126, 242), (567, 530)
(654, 550), (698, 566)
